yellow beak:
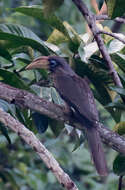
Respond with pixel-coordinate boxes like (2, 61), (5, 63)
(25, 56), (49, 70)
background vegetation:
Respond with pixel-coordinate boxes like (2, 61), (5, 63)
(0, 0), (125, 189)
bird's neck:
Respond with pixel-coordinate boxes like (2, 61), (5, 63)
(52, 66), (75, 76)
(50, 69), (62, 87)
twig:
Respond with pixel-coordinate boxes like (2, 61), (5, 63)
(0, 108), (78, 190)
(72, 0), (123, 88)
(118, 176), (123, 190)
(96, 15), (125, 24)
(0, 82), (125, 154)
(99, 30), (125, 44)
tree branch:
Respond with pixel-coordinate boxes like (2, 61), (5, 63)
(0, 82), (125, 154)
(96, 15), (125, 24)
(99, 30), (125, 44)
(0, 82), (70, 122)
(0, 108), (78, 190)
(98, 124), (125, 154)
(72, 0), (123, 88)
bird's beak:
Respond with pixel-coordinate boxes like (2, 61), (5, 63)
(25, 56), (49, 70)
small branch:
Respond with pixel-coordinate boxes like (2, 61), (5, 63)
(1, 82), (125, 154)
(0, 108), (78, 190)
(118, 176), (123, 190)
(72, 0), (123, 88)
(96, 15), (125, 24)
(99, 30), (125, 44)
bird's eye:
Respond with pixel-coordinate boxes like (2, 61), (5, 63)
(50, 60), (58, 68)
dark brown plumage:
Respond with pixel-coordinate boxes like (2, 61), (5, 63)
(26, 55), (108, 176)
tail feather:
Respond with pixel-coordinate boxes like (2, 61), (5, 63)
(86, 126), (108, 176)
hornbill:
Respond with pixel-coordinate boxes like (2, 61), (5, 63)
(26, 56), (108, 176)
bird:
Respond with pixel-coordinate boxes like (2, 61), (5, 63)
(26, 55), (108, 176)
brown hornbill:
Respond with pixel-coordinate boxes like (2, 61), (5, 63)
(26, 56), (108, 176)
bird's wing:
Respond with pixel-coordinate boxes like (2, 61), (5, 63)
(54, 74), (99, 123)
(54, 73), (108, 176)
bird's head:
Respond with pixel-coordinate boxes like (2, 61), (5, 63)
(26, 56), (74, 75)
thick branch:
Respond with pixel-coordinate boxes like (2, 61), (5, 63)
(0, 82), (125, 154)
(98, 124), (125, 154)
(0, 82), (70, 122)
(0, 108), (78, 190)
(72, 0), (122, 88)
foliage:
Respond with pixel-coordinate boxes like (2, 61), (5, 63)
(106, 0), (125, 19)
(43, 0), (64, 16)
(0, 0), (125, 189)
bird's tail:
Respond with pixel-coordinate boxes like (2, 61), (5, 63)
(86, 126), (108, 176)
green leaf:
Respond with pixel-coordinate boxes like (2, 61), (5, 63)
(113, 154), (125, 176)
(47, 29), (68, 45)
(106, 101), (125, 110)
(0, 122), (11, 144)
(0, 23), (50, 55)
(14, 6), (69, 38)
(48, 24), (81, 53)
(0, 69), (31, 90)
(49, 118), (65, 137)
(12, 53), (31, 65)
(2, 169), (19, 189)
(72, 131), (84, 152)
(0, 47), (12, 62)
(44, 42), (62, 56)
(109, 86), (125, 97)
(0, 99), (11, 112)
(78, 42), (98, 62)
(14, 6), (82, 53)
(43, 0), (64, 16)
(106, 0), (125, 19)
(108, 38), (125, 54)
(63, 21), (81, 53)
(51, 87), (64, 105)
(89, 55), (108, 70)
(111, 53), (125, 73)
(114, 121), (125, 135)
(32, 112), (49, 133)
